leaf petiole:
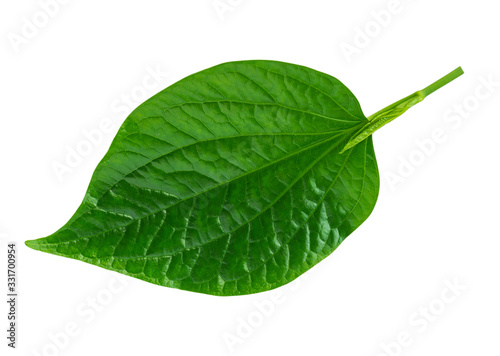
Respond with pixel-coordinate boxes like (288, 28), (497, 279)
(340, 67), (464, 154)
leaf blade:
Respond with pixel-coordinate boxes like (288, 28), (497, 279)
(26, 60), (380, 295)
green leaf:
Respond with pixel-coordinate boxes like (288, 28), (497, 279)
(26, 61), (463, 295)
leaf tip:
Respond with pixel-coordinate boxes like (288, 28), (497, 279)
(25, 239), (41, 250)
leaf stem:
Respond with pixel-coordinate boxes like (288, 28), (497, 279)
(340, 67), (464, 154)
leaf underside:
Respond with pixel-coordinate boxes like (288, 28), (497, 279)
(27, 60), (380, 296)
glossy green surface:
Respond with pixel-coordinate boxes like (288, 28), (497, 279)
(26, 61), (461, 295)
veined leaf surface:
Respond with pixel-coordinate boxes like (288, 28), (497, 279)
(26, 61), (462, 295)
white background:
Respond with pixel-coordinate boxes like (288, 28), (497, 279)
(1, 0), (499, 355)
